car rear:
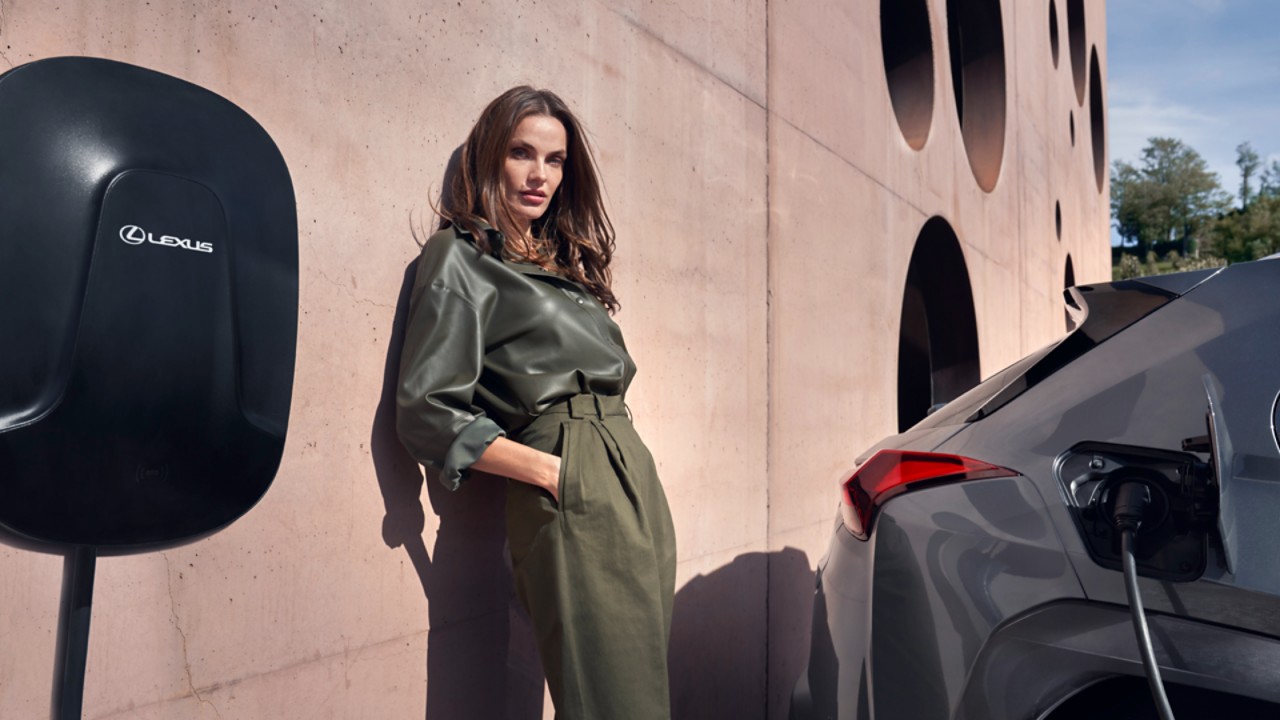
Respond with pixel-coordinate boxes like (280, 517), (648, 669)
(793, 259), (1280, 719)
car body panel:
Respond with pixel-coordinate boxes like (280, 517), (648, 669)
(868, 478), (1084, 719)
(955, 601), (1280, 720)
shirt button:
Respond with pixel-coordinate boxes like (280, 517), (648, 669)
(576, 298), (585, 305)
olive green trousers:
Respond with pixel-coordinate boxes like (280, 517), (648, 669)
(507, 393), (677, 720)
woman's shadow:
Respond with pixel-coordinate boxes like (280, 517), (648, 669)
(369, 172), (544, 719)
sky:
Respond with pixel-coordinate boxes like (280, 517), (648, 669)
(1107, 0), (1280, 218)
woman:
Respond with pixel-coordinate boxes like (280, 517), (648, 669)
(396, 86), (676, 720)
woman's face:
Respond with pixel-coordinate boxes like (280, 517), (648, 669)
(502, 114), (567, 236)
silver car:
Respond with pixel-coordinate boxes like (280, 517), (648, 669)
(791, 258), (1280, 719)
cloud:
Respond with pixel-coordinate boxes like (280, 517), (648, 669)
(1107, 79), (1223, 165)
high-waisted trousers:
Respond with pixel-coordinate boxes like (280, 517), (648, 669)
(507, 393), (677, 720)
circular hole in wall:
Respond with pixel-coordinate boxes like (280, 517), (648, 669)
(1055, 200), (1062, 239)
(1067, 0), (1086, 105)
(947, 0), (1007, 192)
(897, 217), (981, 431)
(881, 0), (935, 150)
(1069, 110), (1075, 146)
(1049, 0), (1060, 69)
(1090, 46), (1106, 193)
(1064, 255), (1077, 331)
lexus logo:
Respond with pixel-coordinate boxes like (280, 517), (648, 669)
(118, 224), (214, 254)
(120, 225), (147, 245)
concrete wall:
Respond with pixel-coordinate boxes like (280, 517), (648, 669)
(0, 1), (1108, 718)
(765, 1), (1110, 715)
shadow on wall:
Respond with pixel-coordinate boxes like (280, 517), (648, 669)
(670, 548), (815, 720)
(370, 258), (544, 720)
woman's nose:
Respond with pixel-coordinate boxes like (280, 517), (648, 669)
(529, 161), (548, 182)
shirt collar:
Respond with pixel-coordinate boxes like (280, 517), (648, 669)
(453, 219), (569, 281)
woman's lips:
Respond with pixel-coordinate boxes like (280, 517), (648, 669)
(519, 191), (546, 204)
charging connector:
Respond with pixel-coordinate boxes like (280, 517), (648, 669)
(1058, 443), (1222, 718)
(1112, 481), (1152, 532)
(1112, 480), (1176, 720)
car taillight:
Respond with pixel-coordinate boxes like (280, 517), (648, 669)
(840, 450), (1016, 539)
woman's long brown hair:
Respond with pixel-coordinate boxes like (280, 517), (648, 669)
(439, 86), (619, 313)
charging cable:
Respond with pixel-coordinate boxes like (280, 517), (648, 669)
(1112, 481), (1176, 720)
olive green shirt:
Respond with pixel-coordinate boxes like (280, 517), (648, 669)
(396, 223), (637, 490)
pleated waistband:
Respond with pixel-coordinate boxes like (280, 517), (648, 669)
(540, 393), (628, 420)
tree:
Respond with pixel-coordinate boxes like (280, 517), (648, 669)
(1237, 142), (1261, 207)
(1110, 137), (1230, 258)
(1111, 160), (1159, 254)
(1207, 143), (1280, 263)
(1261, 159), (1280, 200)
(1208, 195), (1280, 262)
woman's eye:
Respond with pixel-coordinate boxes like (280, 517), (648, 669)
(510, 147), (529, 159)
(548, 156), (565, 167)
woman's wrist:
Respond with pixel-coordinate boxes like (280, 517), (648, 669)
(540, 452), (562, 495)
(471, 437), (561, 500)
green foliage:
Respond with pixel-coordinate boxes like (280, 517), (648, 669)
(1116, 253), (1143, 280)
(1169, 251), (1226, 272)
(1201, 141), (1280, 262)
(1260, 159), (1280, 199)
(1110, 137), (1230, 258)
(1112, 249), (1225, 281)
(1206, 194), (1280, 263)
(1237, 142), (1262, 207)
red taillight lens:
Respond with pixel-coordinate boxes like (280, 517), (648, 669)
(840, 450), (1016, 539)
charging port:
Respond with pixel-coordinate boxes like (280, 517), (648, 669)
(1055, 442), (1216, 582)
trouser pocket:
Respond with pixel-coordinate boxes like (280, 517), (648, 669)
(555, 421), (571, 511)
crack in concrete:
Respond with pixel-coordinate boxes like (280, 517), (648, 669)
(597, 0), (765, 109)
(342, 634), (353, 694)
(94, 630), (426, 719)
(163, 553), (224, 719)
(313, 270), (396, 310)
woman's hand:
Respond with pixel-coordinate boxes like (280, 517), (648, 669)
(471, 436), (562, 503)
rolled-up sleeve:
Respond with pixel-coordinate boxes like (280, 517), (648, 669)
(396, 266), (504, 491)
